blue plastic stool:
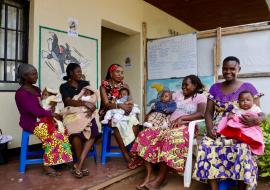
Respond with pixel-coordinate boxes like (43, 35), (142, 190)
(218, 180), (237, 190)
(19, 130), (44, 173)
(101, 124), (122, 165)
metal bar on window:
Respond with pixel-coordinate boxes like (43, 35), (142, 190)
(0, 26), (24, 32)
(3, 3), (7, 81)
(15, 6), (18, 81)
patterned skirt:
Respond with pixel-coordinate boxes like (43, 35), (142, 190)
(131, 124), (189, 173)
(34, 118), (73, 166)
(192, 136), (258, 190)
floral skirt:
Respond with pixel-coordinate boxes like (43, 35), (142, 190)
(192, 136), (258, 190)
(34, 118), (73, 166)
(131, 124), (189, 173)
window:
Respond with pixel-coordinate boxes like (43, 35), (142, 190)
(0, 0), (29, 91)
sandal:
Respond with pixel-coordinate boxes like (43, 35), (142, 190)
(136, 184), (148, 190)
(45, 171), (58, 177)
(127, 157), (143, 170)
(81, 168), (89, 176)
(71, 165), (83, 178)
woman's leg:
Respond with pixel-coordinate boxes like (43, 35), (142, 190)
(76, 137), (95, 171)
(238, 181), (246, 190)
(138, 161), (153, 187)
(113, 127), (131, 162)
(147, 162), (168, 188)
(209, 179), (218, 190)
(70, 135), (83, 160)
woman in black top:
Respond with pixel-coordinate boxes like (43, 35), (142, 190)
(60, 63), (99, 178)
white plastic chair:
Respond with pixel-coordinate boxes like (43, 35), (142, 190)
(184, 119), (205, 188)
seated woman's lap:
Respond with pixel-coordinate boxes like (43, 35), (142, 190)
(193, 136), (258, 188)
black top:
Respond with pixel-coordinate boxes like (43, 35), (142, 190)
(59, 80), (89, 106)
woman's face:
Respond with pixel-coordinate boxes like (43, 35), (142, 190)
(222, 60), (240, 81)
(24, 69), (38, 84)
(182, 78), (196, 97)
(111, 66), (124, 82)
(70, 66), (82, 81)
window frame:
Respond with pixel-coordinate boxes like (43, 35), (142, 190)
(0, 0), (29, 91)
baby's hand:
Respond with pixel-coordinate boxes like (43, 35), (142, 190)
(227, 112), (234, 120)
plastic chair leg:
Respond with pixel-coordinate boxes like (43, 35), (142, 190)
(19, 131), (29, 173)
(101, 125), (109, 165)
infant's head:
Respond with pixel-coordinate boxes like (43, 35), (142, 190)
(41, 88), (58, 100)
(119, 88), (129, 99)
(83, 88), (94, 97)
(238, 90), (254, 110)
(160, 90), (172, 103)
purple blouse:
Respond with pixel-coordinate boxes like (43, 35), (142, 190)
(208, 82), (259, 121)
(209, 82), (258, 103)
(15, 86), (52, 133)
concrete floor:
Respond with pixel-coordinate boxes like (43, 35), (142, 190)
(105, 172), (270, 190)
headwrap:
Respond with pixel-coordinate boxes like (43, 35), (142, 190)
(17, 64), (36, 84)
(109, 64), (118, 74)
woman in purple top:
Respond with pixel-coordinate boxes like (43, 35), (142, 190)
(193, 56), (264, 190)
(15, 64), (73, 176)
(59, 63), (99, 178)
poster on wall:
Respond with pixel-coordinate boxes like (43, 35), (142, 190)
(146, 76), (214, 112)
(147, 33), (198, 80)
(39, 26), (98, 91)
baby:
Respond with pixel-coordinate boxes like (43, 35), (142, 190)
(101, 87), (140, 146)
(61, 85), (98, 140)
(41, 87), (65, 134)
(217, 90), (264, 155)
(144, 90), (176, 129)
(101, 87), (140, 124)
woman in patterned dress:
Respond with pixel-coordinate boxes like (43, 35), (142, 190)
(132, 75), (207, 189)
(193, 56), (264, 190)
(15, 64), (73, 176)
(99, 64), (141, 169)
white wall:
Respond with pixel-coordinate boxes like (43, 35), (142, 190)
(0, 0), (195, 148)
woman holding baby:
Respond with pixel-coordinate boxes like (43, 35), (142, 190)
(15, 64), (73, 176)
(60, 63), (99, 178)
(132, 75), (207, 189)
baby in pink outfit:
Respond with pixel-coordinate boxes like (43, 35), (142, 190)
(217, 90), (264, 155)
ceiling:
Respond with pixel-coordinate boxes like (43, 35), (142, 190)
(144, 0), (270, 30)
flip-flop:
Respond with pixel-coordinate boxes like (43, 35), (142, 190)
(145, 184), (161, 190)
(81, 168), (89, 176)
(45, 171), (58, 177)
(136, 184), (148, 190)
(71, 166), (83, 178)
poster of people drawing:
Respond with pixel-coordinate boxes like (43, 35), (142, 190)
(39, 26), (98, 90)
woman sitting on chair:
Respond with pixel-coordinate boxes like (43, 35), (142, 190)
(15, 64), (73, 176)
(132, 75), (207, 189)
(99, 64), (140, 169)
(193, 56), (264, 190)
(59, 63), (99, 178)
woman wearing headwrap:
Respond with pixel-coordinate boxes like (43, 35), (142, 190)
(99, 64), (141, 169)
(15, 64), (73, 176)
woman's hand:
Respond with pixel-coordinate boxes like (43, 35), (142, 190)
(83, 102), (96, 112)
(240, 114), (260, 127)
(119, 103), (133, 114)
(172, 117), (188, 126)
(85, 109), (94, 119)
(52, 113), (62, 121)
(206, 128), (217, 139)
